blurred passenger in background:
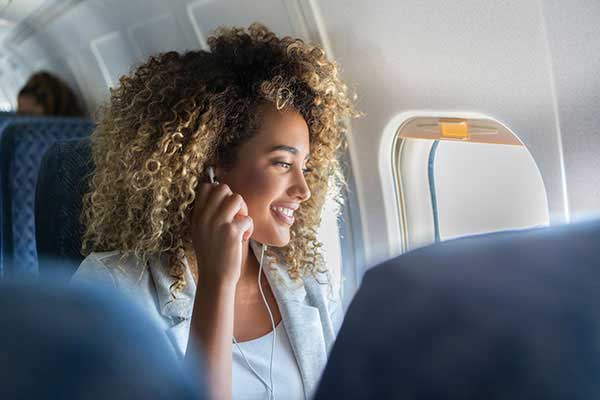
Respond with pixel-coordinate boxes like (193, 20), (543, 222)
(17, 71), (85, 117)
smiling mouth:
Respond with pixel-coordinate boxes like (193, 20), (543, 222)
(270, 206), (295, 226)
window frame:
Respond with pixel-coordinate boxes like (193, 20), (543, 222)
(381, 111), (542, 256)
(336, 149), (365, 310)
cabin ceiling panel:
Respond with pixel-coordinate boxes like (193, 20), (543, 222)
(3, 0), (83, 46)
(128, 13), (189, 59)
(0, 0), (47, 23)
(186, 0), (310, 47)
(2, 0), (326, 110)
(90, 31), (136, 88)
(66, 48), (111, 114)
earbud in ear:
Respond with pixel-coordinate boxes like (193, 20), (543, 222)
(206, 166), (216, 184)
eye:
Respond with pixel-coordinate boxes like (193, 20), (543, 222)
(274, 161), (292, 169)
(273, 160), (311, 176)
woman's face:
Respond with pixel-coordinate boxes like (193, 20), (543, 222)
(217, 104), (312, 247)
(17, 95), (45, 116)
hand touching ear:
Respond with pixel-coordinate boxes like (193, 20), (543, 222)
(189, 181), (254, 286)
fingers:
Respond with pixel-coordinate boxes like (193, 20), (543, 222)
(232, 214), (254, 242)
(191, 182), (252, 242)
(201, 183), (232, 223)
(217, 193), (249, 223)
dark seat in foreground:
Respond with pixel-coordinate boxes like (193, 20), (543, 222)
(315, 219), (600, 400)
(0, 279), (205, 399)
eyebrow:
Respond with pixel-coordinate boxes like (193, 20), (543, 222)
(269, 145), (310, 160)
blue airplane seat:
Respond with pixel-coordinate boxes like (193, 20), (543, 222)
(0, 117), (94, 278)
(35, 138), (93, 279)
(0, 279), (205, 399)
(315, 219), (600, 400)
(0, 114), (20, 275)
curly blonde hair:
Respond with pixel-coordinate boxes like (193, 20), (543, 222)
(81, 23), (357, 293)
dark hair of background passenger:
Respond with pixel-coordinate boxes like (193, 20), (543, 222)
(18, 71), (85, 117)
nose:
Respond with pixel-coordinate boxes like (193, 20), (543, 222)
(289, 167), (311, 202)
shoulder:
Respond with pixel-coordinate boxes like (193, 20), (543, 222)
(302, 271), (344, 334)
(72, 251), (147, 289)
(303, 273), (340, 303)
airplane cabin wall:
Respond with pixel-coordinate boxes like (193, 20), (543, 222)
(1, 0), (598, 268)
(317, 0), (576, 264)
(542, 0), (600, 221)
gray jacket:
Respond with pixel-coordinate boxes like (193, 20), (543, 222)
(72, 240), (343, 399)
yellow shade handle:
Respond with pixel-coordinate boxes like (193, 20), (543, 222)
(439, 119), (469, 139)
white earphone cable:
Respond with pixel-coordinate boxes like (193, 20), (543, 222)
(232, 244), (276, 400)
(258, 243), (276, 400)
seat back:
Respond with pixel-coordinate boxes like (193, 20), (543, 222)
(316, 219), (600, 399)
(35, 138), (94, 279)
(0, 117), (94, 278)
(0, 279), (204, 399)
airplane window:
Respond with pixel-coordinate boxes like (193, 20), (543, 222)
(433, 140), (549, 240)
(394, 117), (549, 250)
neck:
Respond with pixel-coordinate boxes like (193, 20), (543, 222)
(236, 240), (270, 305)
(238, 240), (260, 284)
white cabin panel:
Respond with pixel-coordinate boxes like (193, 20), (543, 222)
(542, 0), (600, 220)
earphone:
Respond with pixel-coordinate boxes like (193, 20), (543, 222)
(206, 166), (276, 399)
(206, 166), (216, 184)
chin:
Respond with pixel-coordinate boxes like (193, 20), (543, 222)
(253, 227), (291, 247)
(269, 236), (290, 247)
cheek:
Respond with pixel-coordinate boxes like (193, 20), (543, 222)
(229, 167), (278, 214)
(227, 167), (293, 246)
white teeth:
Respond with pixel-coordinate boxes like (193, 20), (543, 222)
(272, 206), (294, 218)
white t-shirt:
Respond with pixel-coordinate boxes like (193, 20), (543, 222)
(232, 323), (304, 400)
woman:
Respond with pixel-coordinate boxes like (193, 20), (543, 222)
(17, 71), (85, 116)
(72, 24), (356, 400)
